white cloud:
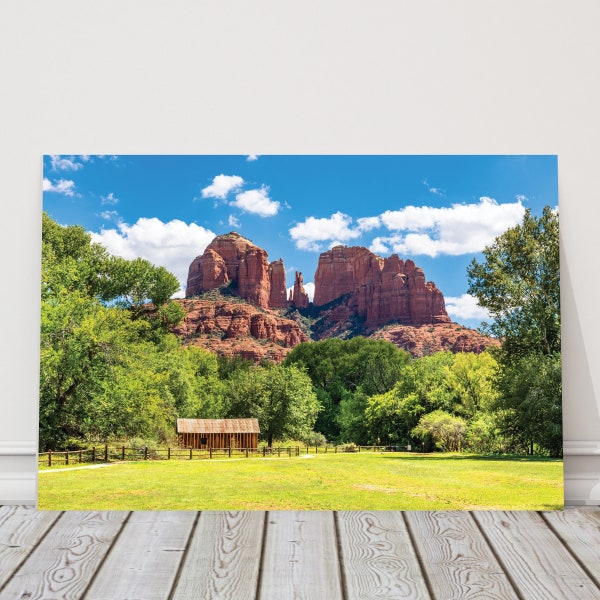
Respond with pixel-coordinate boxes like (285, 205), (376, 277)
(376, 197), (526, 257)
(201, 174), (244, 200)
(369, 237), (391, 255)
(445, 294), (490, 321)
(43, 177), (76, 196)
(356, 216), (381, 232)
(304, 282), (315, 302)
(422, 178), (445, 196)
(289, 211), (363, 251)
(50, 155), (84, 171)
(90, 218), (216, 296)
(246, 154), (259, 161)
(228, 214), (241, 228)
(101, 192), (119, 205)
(232, 186), (280, 217)
(99, 210), (119, 221)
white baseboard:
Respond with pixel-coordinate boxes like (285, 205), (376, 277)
(0, 442), (37, 505)
(563, 441), (600, 506)
(0, 473), (37, 505)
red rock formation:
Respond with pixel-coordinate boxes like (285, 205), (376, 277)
(290, 271), (310, 308)
(186, 232), (287, 310)
(172, 299), (307, 363)
(371, 323), (501, 358)
(268, 259), (288, 309)
(313, 245), (450, 328)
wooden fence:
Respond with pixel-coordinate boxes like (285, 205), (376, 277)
(38, 444), (398, 467)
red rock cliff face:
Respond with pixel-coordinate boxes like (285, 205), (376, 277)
(313, 245), (450, 328)
(186, 232), (287, 310)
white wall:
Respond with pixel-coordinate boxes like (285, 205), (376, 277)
(1, 0), (598, 505)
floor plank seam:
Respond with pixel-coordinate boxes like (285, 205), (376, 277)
(254, 510), (270, 600)
(166, 510), (202, 600)
(401, 512), (435, 600)
(539, 511), (600, 591)
(332, 511), (349, 600)
(79, 510), (133, 600)
(0, 508), (64, 596)
(470, 512), (525, 600)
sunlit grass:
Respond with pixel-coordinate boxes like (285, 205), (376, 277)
(38, 452), (563, 511)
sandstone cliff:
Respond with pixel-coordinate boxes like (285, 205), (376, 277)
(313, 245), (450, 328)
(180, 234), (497, 361)
(371, 323), (500, 358)
(172, 298), (307, 362)
(186, 232), (287, 310)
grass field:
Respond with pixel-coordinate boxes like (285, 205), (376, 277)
(38, 452), (563, 511)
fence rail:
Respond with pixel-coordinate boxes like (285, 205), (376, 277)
(38, 444), (402, 467)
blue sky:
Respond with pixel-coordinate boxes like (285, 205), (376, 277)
(43, 154), (558, 329)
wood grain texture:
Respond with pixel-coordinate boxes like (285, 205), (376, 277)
(84, 511), (196, 600)
(540, 508), (600, 588)
(0, 506), (61, 590)
(0, 510), (128, 600)
(171, 511), (264, 600)
(405, 511), (519, 599)
(259, 511), (343, 600)
(336, 511), (430, 599)
(473, 510), (600, 599)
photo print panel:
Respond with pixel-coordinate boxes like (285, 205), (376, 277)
(39, 155), (562, 510)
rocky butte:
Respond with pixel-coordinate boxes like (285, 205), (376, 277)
(186, 232), (288, 309)
(179, 233), (498, 360)
(313, 245), (450, 329)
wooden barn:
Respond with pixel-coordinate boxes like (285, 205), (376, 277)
(177, 418), (260, 450)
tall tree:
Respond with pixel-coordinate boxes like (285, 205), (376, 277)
(467, 206), (560, 358)
(466, 206), (561, 456)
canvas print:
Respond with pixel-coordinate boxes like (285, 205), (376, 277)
(39, 155), (562, 510)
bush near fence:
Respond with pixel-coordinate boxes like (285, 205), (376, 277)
(38, 444), (403, 467)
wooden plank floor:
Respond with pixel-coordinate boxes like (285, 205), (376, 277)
(0, 507), (599, 599)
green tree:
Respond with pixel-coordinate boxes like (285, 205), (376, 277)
(446, 352), (499, 418)
(225, 365), (320, 447)
(412, 410), (467, 452)
(101, 256), (180, 318)
(39, 291), (145, 449)
(467, 206), (561, 456)
(284, 337), (410, 440)
(467, 206), (560, 358)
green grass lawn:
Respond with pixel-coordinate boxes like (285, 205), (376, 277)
(37, 452), (563, 511)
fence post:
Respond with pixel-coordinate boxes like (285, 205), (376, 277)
(228, 446), (231, 458)
(122, 446), (125, 461)
(48, 450), (52, 467)
(79, 450), (82, 464)
(210, 447), (213, 459)
(358, 445), (361, 452)
(306, 444), (309, 454)
(92, 447), (96, 462)
(263, 447), (266, 457)
(315, 446), (318, 454)
(277, 447), (281, 457)
(189, 448), (192, 460)
(105, 444), (108, 462)
(246, 447), (249, 458)
(168, 447), (171, 460)
(66, 450), (69, 465)
(335, 446), (337, 453)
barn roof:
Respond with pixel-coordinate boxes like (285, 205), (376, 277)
(176, 418), (260, 434)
